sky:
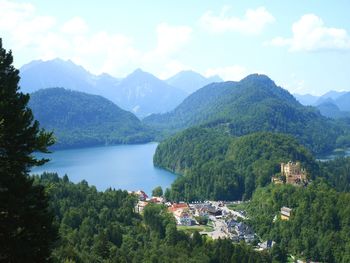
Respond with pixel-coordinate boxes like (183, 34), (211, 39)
(1, 0), (350, 95)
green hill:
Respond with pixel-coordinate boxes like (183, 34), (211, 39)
(248, 182), (350, 262)
(29, 88), (154, 149)
(155, 128), (316, 201)
(145, 74), (349, 154)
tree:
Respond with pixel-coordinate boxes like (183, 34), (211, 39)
(0, 39), (57, 262)
(152, 186), (163, 197)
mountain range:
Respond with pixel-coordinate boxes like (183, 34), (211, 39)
(294, 90), (348, 106)
(166, 70), (222, 94)
(294, 91), (350, 118)
(21, 59), (350, 153)
(20, 59), (220, 117)
(145, 74), (349, 154)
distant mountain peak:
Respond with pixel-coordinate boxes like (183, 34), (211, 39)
(166, 70), (223, 94)
(127, 68), (156, 78)
(19, 59), (187, 117)
(133, 68), (144, 73)
(241, 73), (273, 83)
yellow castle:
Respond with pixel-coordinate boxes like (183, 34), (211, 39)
(272, 161), (308, 185)
(281, 161), (307, 184)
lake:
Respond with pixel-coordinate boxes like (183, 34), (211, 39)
(31, 143), (178, 195)
(316, 148), (350, 162)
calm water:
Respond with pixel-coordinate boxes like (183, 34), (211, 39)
(31, 143), (177, 195)
(317, 148), (350, 162)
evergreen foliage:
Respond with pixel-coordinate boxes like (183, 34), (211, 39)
(247, 182), (350, 262)
(318, 157), (350, 192)
(145, 74), (349, 154)
(0, 39), (57, 262)
(29, 88), (155, 149)
(35, 173), (271, 263)
(151, 186), (163, 197)
(156, 128), (316, 201)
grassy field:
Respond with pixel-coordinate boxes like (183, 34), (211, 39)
(177, 225), (214, 234)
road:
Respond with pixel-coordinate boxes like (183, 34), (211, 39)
(200, 216), (229, 239)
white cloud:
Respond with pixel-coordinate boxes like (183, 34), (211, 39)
(269, 14), (350, 51)
(0, 0), (56, 49)
(61, 17), (88, 35)
(141, 23), (193, 78)
(279, 73), (307, 94)
(0, 0), (193, 77)
(205, 65), (248, 81)
(0, 0), (34, 31)
(158, 60), (192, 79)
(0, 0), (195, 78)
(199, 6), (275, 35)
(155, 23), (192, 55)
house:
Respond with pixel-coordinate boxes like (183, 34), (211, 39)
(178, 211), (194, 226)
(258, 240), (276, 250)
(194, 203), (221, 216)
(244, 234), (255, 243)
(130, 190), (149, 201)
(135, 201), (149, 214)
(235, 222), (254, 237)
(280, 206), (292, 220)
(168, 203), (193, 225)
(149, 196), (164, 204)
(226, 219), (238, 233)
(271, 176), (284, 184)
(168, 203), (189, 212)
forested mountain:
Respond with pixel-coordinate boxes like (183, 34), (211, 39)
(29, 88), (154, 149)
(316, 90), (348, 105)
(316, 100), (350, 119)
(114, 69), (187, 117)
(146, 74), (349, 154)
(155, 128), (316, 201)
(20, 59), (188, 117)
(335, 92), (350, 112)
(166, 70), (222, 94)
(295, 91), (350, 119)
(294, 91), (347, 106)
(248, 182), (350, 263)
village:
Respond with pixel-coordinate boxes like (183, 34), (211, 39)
(131, 189), (293, 252)
(130, 161), (306, 253)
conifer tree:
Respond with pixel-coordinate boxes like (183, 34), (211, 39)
(0, 38), (57, 262)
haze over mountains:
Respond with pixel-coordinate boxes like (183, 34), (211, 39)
(294, 90), (350, 118)
(166, 70), (222, 94)
(20, 59), (220, 117)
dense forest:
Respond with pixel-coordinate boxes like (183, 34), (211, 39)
(34, 173), (272, 263)
(155, 128), (316, 201)
(145, 74), (350, 154)
(318, 157), (350, 192)
(29, 88), (155, 149)
(247, 181), (350, 262)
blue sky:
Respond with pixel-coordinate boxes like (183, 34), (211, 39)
(1, 0), (350, 95)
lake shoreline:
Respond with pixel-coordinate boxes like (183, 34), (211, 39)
(31, 143), (177, 196)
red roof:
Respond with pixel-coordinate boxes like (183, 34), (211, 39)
(171, 203), (188, 209)
(168, 203), (189, 212)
